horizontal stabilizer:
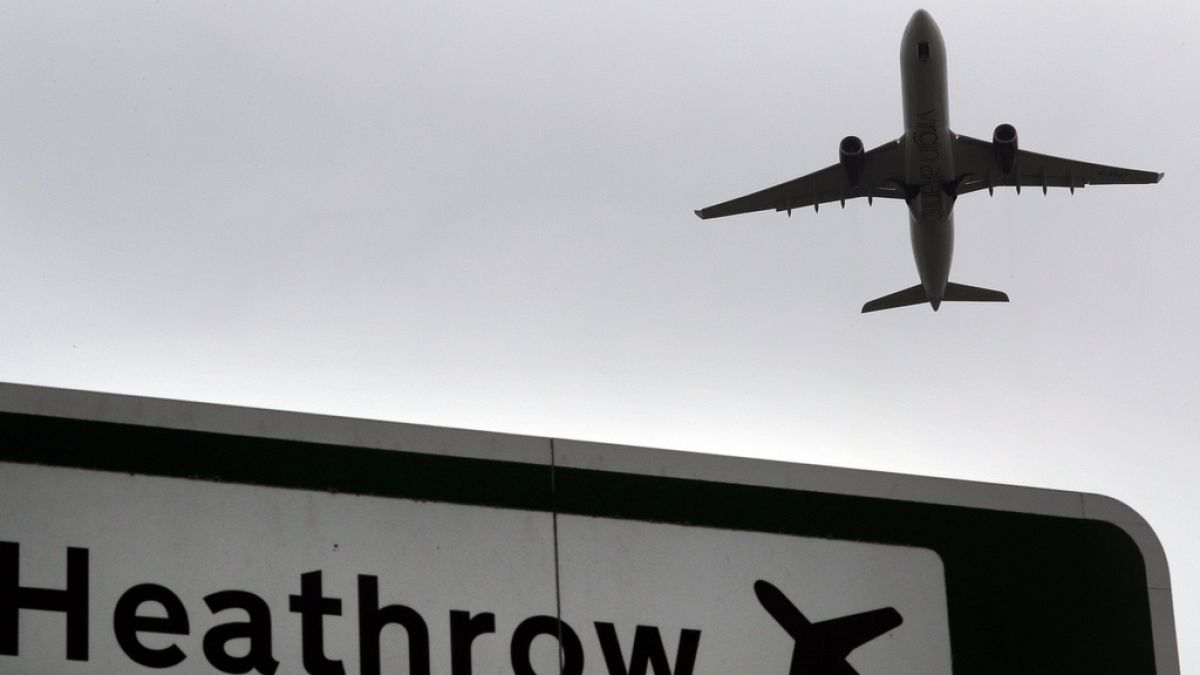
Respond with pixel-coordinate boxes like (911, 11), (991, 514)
(861, 285), (927, 313)
(862, 282), (1009, 313)
(942, 282), (1009, 303)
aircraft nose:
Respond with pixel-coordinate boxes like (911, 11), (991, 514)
(906, 9), (937, 35)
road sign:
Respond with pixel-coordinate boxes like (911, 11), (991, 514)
(0, 383), (1178, 674)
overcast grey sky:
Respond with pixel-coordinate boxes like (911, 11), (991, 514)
(2, 0), (1196, 669)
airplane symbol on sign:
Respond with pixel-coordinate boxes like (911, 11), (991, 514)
(754, 580), (903, 675)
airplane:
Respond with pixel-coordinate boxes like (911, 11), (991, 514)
(754, 580), (902, 675)
(694, 9), (1163, 313)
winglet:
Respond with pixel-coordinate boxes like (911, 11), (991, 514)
(1156, 172), (1165, 183)
(694, 209), (706, 219)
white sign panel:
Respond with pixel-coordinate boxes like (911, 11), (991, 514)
(2, 462), (558, 674)
(558, 516), (950, 674)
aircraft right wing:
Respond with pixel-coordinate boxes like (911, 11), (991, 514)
(952, 133), (1163, 195)
(695, 138), (908, 219)
(815, 607), (904, 658)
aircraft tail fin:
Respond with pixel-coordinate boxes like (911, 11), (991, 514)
(942, 282), (1009, 304)
(861, 285), (927, 313)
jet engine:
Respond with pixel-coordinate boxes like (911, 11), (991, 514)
(839, 135), (865, 187)
(992, 123), (1018, 175)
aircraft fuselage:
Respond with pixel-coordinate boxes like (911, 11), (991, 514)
(901, 9), (954, 309)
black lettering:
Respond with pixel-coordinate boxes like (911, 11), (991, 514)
(0, 542), (88, 661)
(288, 571), (344, 675)
(511, 616), (583, 675)
(450, 610), (495, 675)
(203, 590), (279, 674)
(357, 575), (429, 675)
(113, 584), (189, 668)
(594, 624), (700, 675)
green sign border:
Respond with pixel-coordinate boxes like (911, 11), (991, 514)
(0, 410), (1155, 674)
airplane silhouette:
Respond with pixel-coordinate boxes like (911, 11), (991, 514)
(754, 580), (903, 675)
(695, 10), (1163, 312)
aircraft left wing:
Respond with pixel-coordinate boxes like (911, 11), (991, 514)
(952, 133), (1163, 195)
(695, 138), (907, 219)
(753, 580), (810, 637)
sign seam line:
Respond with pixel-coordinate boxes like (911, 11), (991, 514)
(551, 437), (564, 673)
